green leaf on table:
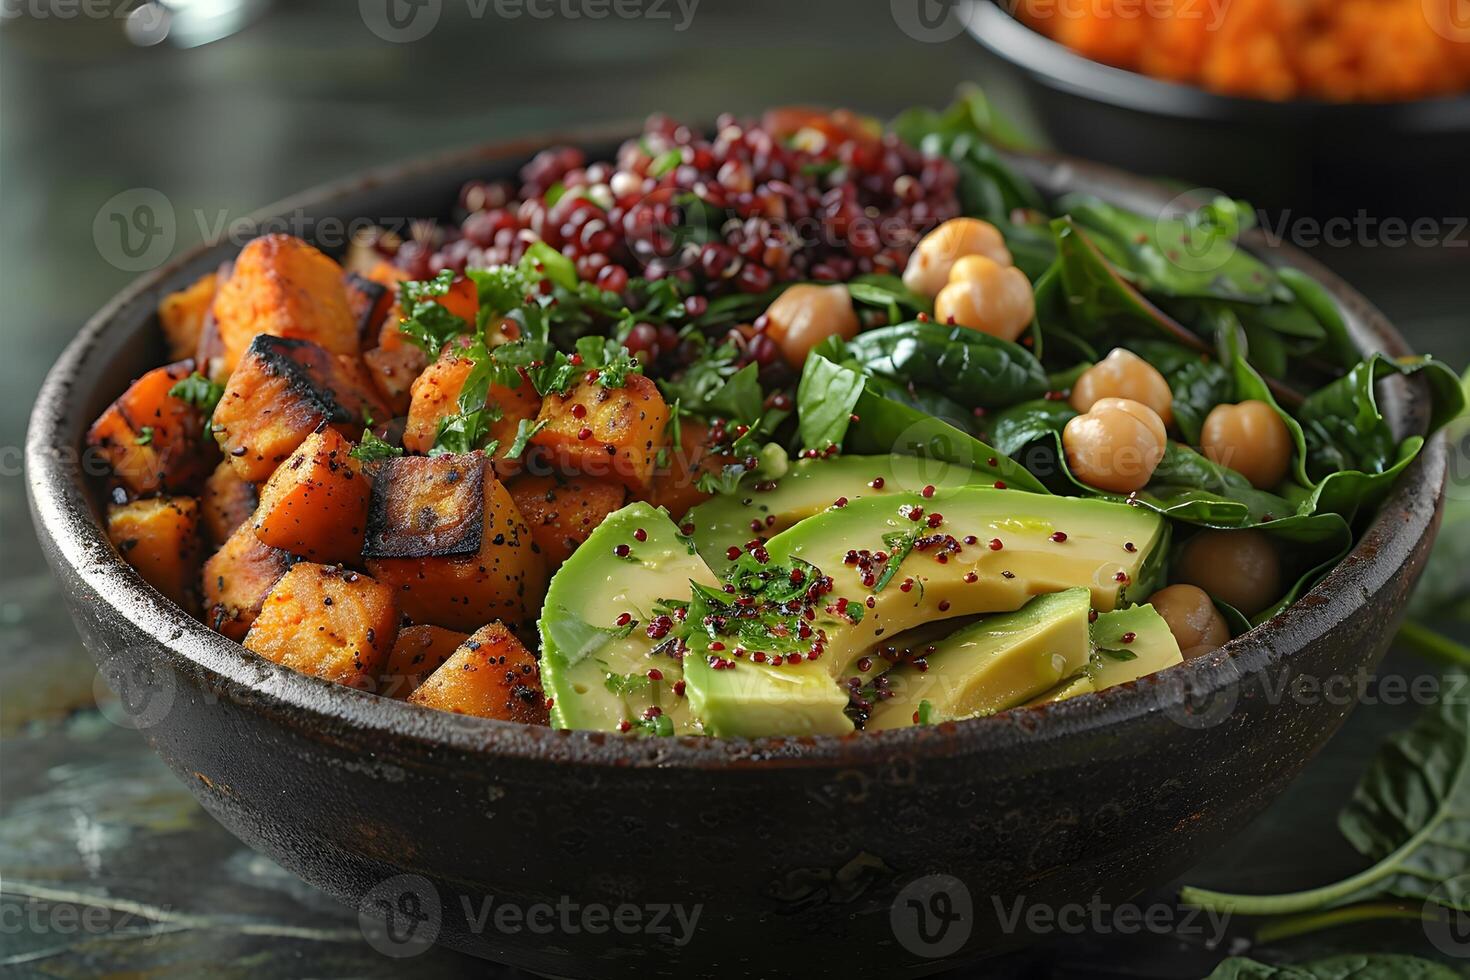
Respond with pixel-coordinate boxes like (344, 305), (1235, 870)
(1182, 691), (1470, 916)
(1205, 954), (1463, 980)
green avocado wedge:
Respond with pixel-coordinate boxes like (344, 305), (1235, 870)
(865, 588), (1093, 730)
(1085, 603), (1184, 691)
(683, 455), (990, 574)
(539, 502), (717, 735)
(682, 487), (1168, 737)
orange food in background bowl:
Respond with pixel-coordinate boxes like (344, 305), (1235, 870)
(1014, 0), (1470, 102)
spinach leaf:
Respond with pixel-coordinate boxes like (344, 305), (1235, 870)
(1051, 217), (1211, 352)
(796, 348), (1046, 493)
(795, 349), (867, 450)
(845, 274), (931, 323)
(1278, 266), (1360, 369)
(864, 374), (976, 434)
(1058, 192), (1288, 305)
(1182, 690), (1470, 915)
(985, 399), (1076, 458)
(841, 320), (1049, 409)
(1297, 355), (1466, 482)
(1205, 954), (1462, 980)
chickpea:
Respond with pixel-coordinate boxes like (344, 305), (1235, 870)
(1201, 400), (1293, 490)
(1148, 584), (1230, 655)
(1071, 348), (1174, 428)
(933, 255), (1035, 343)
(902, 217), (1013, 297)
(1174, 529), (1282, 617)
(1062, 397), (1167, 493)
(762, 284), (861, 368)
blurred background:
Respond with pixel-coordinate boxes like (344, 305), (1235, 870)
(3, 1), (1468, 976)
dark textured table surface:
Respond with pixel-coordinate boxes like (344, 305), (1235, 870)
(3, 3), (1469, 977)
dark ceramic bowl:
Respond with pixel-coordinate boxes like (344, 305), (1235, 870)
(966, 0), (1470, 217)
(26, 129), (1447, 979)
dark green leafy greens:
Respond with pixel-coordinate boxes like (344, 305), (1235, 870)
(1205, 954), (1463, 980)
(1181, 691), (1470, 915)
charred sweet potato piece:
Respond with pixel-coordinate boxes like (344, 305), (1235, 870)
(408, 622), (548, 724)
(363, 343), (425, 418)
(201, 461), (258, 547)
(364, 454), (547, 630)
(252, 428), (371, 564)
(202, 523), (296, 641)
(345, 272), (392, 349)
(158, 272), (218, 362)
(380, 624), (467, 699)
(211, 234), (359, 373)
(401, 348), (542, 475)
(244, 563), (397, 688)
(212, 335), (388, 483)
(107, 496), (204, 613)
(87, 360), (211, 497)
(531, 373), (669, 494)
(646, 418), (734, 518)
(506, 473), (626, 569)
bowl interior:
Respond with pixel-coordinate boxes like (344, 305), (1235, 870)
(23, 126), (1444, 770)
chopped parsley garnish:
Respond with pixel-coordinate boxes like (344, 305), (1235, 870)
(915, 699), (934, 725)
(604, 672), (651, 697)
(350, 430), (405, 462)
(133, 426), (154, 446)
(167, 371), (226, 441)
(398, 269), (470, 357)
(872, 528), (919, 593)
(505, 418), (547, 460)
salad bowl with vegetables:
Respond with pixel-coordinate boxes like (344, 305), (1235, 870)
(26, 95), (1459, 976)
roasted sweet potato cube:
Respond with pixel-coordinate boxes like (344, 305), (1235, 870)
(201, 460), (258, 547)
(107, 496), (204, 612)
(158, 272), (218, 362)
(244, 563), (397, 688)
(345, 272), (392, 348)
(364, 454), (547, 630)
(506, 474), (626, 569)
(380, 624), (468, 699)
(401, 348), (542, 474)
(646, 418), (734, 518)
(408, 622), (548, 724)
(212, 335), (388, 483)
(87, 360), (211, 497)
(363, 343), (425, 417)
(202, 523), (296, 641)
(211, 234), (359, 373)
(531, 373), (668, 493)
(252, 428), (371, 563)
(363, 452), (487, 560)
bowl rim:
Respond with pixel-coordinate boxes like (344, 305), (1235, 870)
(966, 0), (1470, 121)
(25, 124), (1446, 770)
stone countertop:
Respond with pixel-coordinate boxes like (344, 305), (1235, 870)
(3, 2), (1468, 976)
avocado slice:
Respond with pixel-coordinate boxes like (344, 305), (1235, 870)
(1025, 673), (1096, 706)
(682, 487), (1167, 737)
(684, 455), (988, 573)
(539, 502), (716, 734)
(864, 588), (1093, 730)
(1085, 603), (1183, 691)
